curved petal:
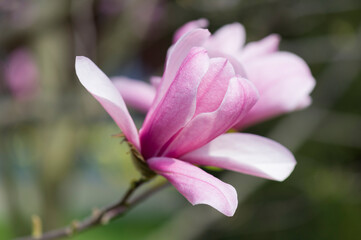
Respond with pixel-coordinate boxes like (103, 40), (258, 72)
(112, 77), (156, 113)
(181, 133), (296, 181)
(195, 58), (236, 115)
(161, 77), (259, 158)
(205, 22), (246, 55)
(75, 57), (140, 149)
(140, 48), (209, 159)
(173, 18), (209, 43)
(148, 157), (238, 217)
(150, 29), (210, 116)
(238, 34), (281, 62)
(237, 52), (316, 128)
(207, 49), (247, 77)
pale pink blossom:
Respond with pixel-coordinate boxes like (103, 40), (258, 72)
(112, 77), (156, 112)
(4, 48), (38, 100)
(113, 20), (315, 129)
(75, 29), (296, 216)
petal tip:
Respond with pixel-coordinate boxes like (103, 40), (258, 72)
(198, 18), (209, 25)
(273, 158), (297, 182)
(75, 56), (88, 64)
(148, 157), (238, 217)
(269, 33), (281, 43)
(190, 185), (238, 217)
(75, 56), (92, 75)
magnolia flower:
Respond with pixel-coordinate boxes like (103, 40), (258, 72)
(114, 19), (315, 129)
(75, 29), (296, 216)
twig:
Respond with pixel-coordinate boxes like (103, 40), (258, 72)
(15, 178), (169, 240)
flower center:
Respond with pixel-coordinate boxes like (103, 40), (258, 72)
(127, 141), (156, 179)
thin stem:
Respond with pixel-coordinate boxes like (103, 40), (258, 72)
(14, 178), (169, 240)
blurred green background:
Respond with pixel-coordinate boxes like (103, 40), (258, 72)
(0, 0), (360, 239)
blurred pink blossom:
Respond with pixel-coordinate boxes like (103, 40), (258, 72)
(76, 29), (296, 216)
(4, 48), (38, 100)
(114, 19), (315, 129)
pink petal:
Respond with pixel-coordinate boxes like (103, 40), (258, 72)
(237, 52), (316, 128)
(75, 56), (140, 149)
(150, 29), (210, 116)
(147, 157), (238, 217)
(140, 48), (209, 159)
(207, 49), (247, 77)
(173, 18), (209, 43)
(182, 133), (296, 181)
(205, 22), (246, 55)
(195, 58), (236, 115)
(173, 21), (246, 76)
(150, 76), (162, 90)
(112, 76), (156, 113)
(238, 34), (281, 61)
(161, 77), (259, 158)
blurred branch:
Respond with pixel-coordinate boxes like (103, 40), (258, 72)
(15, 178), (169, 240)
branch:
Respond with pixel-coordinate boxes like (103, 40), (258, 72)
(15, 178), (169, 240)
